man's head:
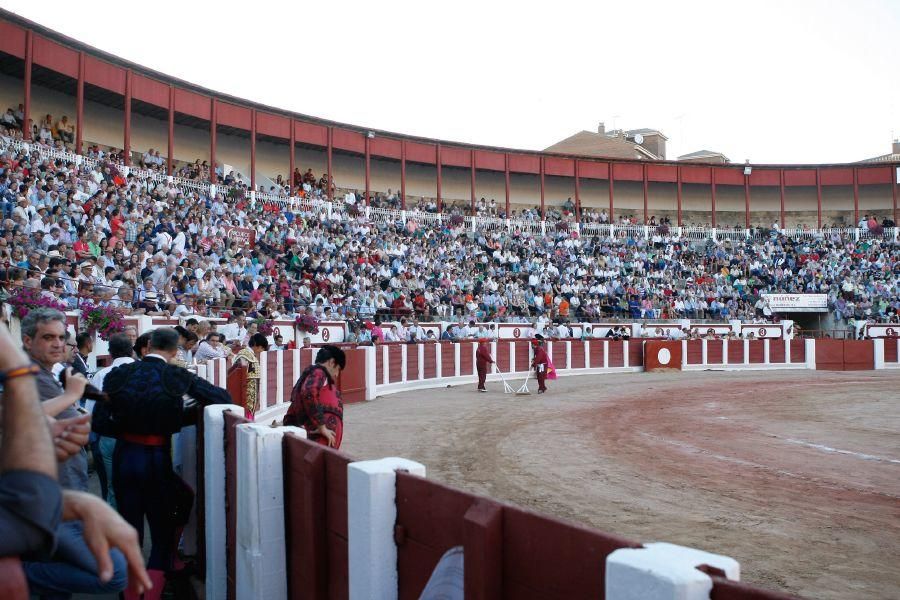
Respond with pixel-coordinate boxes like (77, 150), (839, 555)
(315, 345), (346, 380)
(75, 331), (93, 354)
(123, 325), (138, 345)
(147, 327), (180, 361)
(21, 307), (68, 369)
(108, 333), (134, 360)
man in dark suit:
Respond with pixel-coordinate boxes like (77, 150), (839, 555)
(71, 332), (93, 379)
(102, 328), (231, 600)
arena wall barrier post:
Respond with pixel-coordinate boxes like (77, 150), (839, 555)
(873, 338), (885, 369)
(805, 339), (816, 369)
(204, 404), (246, 600)
(235, 424), (306, 600)
(347, 457), (426, 600)
(364, 346), (378, 400)
(606, 542), (739, 600)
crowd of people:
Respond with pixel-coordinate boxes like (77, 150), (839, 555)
(1, 120), (899, 339)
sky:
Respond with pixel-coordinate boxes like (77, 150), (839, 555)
(2, 0), (898, 164)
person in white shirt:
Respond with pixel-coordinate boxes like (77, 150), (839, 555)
(382, 325), (400, 342)
(89, 333), (135, 506)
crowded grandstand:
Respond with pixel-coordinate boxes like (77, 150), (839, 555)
(1, 116), (898, 333)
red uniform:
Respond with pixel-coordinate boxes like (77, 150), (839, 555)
(284, 364), (344, 449)
(531, 345), (549, 393)
(475, 342), (494, 391)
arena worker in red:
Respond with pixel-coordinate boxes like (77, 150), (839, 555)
(283, 345), (346, 449)
(531, 338), (550, 394)
(475, 338), (495, 392)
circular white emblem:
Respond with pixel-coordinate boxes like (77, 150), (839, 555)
(658, 348), (671, 365)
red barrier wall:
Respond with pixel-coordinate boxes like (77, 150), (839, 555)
(375, 346), (384, 383)
(815, 339), (845, 370)
(395, 472), (640, 599)
(283, 433), (353, 600)
(707, 340), (724, 364)
(515, 341), (531, 371)
(728, 341), (744, 364)
(423, 344), (437, 378)
(748, 340), (765, 364)
(441, 342), (456, 377)
(571, 341), (586, 369)
(496, 342), (511, 372)
(406, 345), (419, 382)
(886, 339), (899, 363)
(338, 348), (368, 404)
(388, 345), (403, 383)
(459, 341), (474, 375)
(628, 341), (644, 366)
(686, 340), (703, 365)
(224, 410), (251, 600)
(769, 339), (786, 364)
(266, 353), (278, 408)
(551, 342), (567, 369)
(589, 340), (605, 367)
(608, 341), (625, 367)
(710, 575), (799, 600)
(843, 340), (874, 371)
(644, 341), (683, 372)
(790, 338), (806, 363)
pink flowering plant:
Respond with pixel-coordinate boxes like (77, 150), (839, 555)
(295, 314), (320, 334)
(253, 316), (274, 336)
(80, 302), (126, 341)
(6, 286), (68, 319)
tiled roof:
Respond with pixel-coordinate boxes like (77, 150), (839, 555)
(678, 150), (727, 160)
(543, 131), (659, 160)
(856, 153), (900, 163)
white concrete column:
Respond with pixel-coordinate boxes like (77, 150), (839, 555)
(292, 349), (301, 387)
(623, 341), (630, 368)
(348, 457), (427, 600)
(382, 345), (389, 384)
(701, 339), (708, 365)
(604, 340), (610, 369)
(258, 353), (269, 407)
(275, 350), (284, 405)
(509, 341), (516, 373)
(873, 338), (885, 369)
(606, 542), (740, 600)
(763, 339), (770, 364)
(785, 338), (792, 364)
(454, 342), (461, 377)
(235, 424), (307, 600)
(585, 340), (591, 369)
(565, 341), (572, 370)
(805, 338), (816, 369)
(204, 404), (246, 600)
(364, 346), (377, 400)
(743, 339), (750, 365)
(722, 340), (729, 366)
(400, 344), (408, 382)
(418, 343), (425, 380)
(435, 343), (442, 379)
(681, 340), (688, 369)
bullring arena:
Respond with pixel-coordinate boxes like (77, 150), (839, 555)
(0, 4), (899, 600)
(343, 369), (900, 600)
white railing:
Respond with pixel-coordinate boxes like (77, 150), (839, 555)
(2, 135), (897, 244)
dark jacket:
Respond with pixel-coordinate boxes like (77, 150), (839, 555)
(101, 356), (231, 436)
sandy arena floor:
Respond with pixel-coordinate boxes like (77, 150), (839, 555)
(341, 369), (900, 600)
